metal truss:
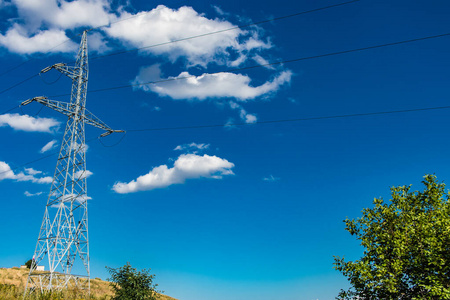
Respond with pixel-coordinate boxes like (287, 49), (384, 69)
(22, 30), (123, 297)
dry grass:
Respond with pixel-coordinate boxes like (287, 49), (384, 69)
(0, 267), (177, 300)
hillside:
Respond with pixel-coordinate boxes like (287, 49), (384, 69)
(0, 267), (177, 300)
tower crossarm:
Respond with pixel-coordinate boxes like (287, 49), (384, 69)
(83, 109), (125, 136)
(21, 96), (73, 118)
(41, 63), (79, 80)
(21, 96), (125, 136)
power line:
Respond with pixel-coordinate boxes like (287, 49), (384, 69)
(0, 33), (83, 78)
(1, 105), (19, 115)
(88, 0), (360, 61)
(88, 1), (186, 32)
(3, 31), (448, 125)
(0, 73), (39, 96)
(48, 31), (450, 98)
(0, 134), (99, 181)
(0, 0), (359, 97)
(0, 0), (359, 78)
(0, 4), (186, 77)
(2, 103), (450, 177)
(126, 105), (450, 132)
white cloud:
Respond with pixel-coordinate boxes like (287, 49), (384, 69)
(24, 191), (43, 197)
(133, 65), (292, 101)
(229, 101), (257, 124)
(71, 142), (89, 152)
(0, 161), (16, 180)
(15, 172), (52, 184)
(113, 153), (234, 194)
(24, 168), (42, 175)
(1, 2), (272, 64)
(0, 161), (52, 184)
(74, 170), (93, 180)
(50, 203), (66, 209)
(244, 113), (257, 123)
(87, 31), (111, 53)
(105, 5), (269, 67)
(45, 0), (111, 29)
(212, 5), (228, 16)
(253, 54), (275, 70)
(263, 175), (280, 182)
(0, 24), (77, 54)
(37, 176), (52, 183)
(0, 113), (60, 133)
(12, 0), (112, 30)
(59, 193), (91, 203)
(40, 140), (58, 153)
(0, 0), (111, 54)
(76, 194), (91, 203)
(174, 143), (210, 152)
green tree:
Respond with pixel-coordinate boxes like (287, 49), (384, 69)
(25, 259), (32, 269)
(106, 262), (161, 300)
(334, 175), (450, 299)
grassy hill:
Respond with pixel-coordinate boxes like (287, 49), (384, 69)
(0, 267), (177, 300)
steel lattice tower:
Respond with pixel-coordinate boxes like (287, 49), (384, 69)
(21, 30), (122, 296)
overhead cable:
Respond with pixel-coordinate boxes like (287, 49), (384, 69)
(0, 105), (19, 115)
(0, 34), (83, 78)
(0, 73), (39, 96)
(0, 0), (360, 77)
(89, 0), (361, 61)
(2, 103), (450, 176)
(126, 105), (450, 132)
(48, 31), (450, 98)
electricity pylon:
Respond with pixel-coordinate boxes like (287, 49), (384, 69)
(21, 30), (123, 296)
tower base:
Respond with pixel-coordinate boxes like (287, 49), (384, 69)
(25, 272), (90, 298)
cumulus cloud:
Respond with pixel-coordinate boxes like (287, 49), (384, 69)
(0, 113), (60, 133)
(0, 24), (77, 54)
(174, 143), (210, 153)
(12, 0), (111, 30)
(40, 140), (58, 153)
(0, 2), (292, 125)
(24, 168), (41, 175)
(229, 101), (257, 124)
(87, 31), (111, 53)
(47, 192), (91, 208)
(253, 54), (275, 70)
(25, 191), (43, 197)
(133, 65), (292, 101)
(105, 5), (269, 67)
(1, 2), (272, 66)
(263, 175), (280, 182)
(113, 153), (234, 194)
(59, 193), (91, 203)
(71, 142), (89, 152)
(0, 0), (111, 54)
(0, 161), (52, 184)
(212, 5), (228, 17)
(0, 161), (16, 180)
(51, 203), (66, 209)
(74, 170), (93, 180)
(15, 172), (52, 184)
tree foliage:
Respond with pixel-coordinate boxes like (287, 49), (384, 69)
(25, 259), (32, 269)
(107, 263), (160, 300)
(334, 175), (450, 299)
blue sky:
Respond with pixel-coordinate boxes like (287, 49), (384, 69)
(1, 0), (450, 299)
